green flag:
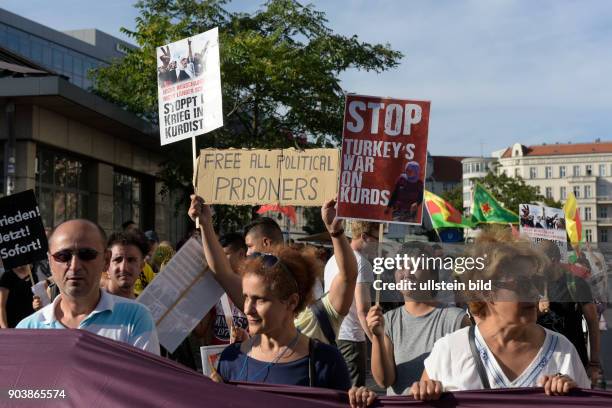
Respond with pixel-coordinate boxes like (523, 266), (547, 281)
(470, 183), (519, 225)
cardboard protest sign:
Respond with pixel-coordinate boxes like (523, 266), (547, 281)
(0, 190), (48, 270)
(195, 148), (339, 206)
(519, 204), (568, 261)
(157, 27), (223, 146)
(337, 94), (430, 224)
(137, 237), (224, 353)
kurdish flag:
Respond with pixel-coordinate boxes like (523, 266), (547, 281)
(470, 183), (519, 225)
(563, 192), (582, 244)
(424, 190), (472, 228)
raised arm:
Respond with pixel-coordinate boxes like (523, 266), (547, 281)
(367, 305), (396, 387)
(189, 195), (244, 310)
(322, 199), (358, 316)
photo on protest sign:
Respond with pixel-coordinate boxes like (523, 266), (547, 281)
(519, 203), (567, 261)
(157, 27), (223, 146)
(200, 344), (228, 377)
(195, 148), (339, 206)
(337, 94), (430, 225)
(0, 190), (48, 270)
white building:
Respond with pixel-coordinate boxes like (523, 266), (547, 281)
(461, 156), (498, 214)
(463, 141), (612, 249)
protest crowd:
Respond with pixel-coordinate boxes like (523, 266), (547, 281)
(0, 189), (608, 407)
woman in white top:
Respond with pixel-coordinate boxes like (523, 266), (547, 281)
(349, 228), (589, 407)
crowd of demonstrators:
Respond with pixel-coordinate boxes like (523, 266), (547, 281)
(189, 195), (358, 347)
(16, 219), (160, 355)
(536, 240), (602, 384)
(367, 242), (469, 396)
(324, 221), (377, 387)
(188, 195), (358, 387)
(157, 39), (205, 87)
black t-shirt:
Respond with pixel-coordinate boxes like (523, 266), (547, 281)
(538, 272), (592, 366)
(0, 270), (37, 328)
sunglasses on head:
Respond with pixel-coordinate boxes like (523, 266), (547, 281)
(51, 248), (99, 263)
(249, 252), (298, 289)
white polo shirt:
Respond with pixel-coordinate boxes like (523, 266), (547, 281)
(17, 290), (160, 355)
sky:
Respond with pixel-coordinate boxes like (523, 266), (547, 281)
(2, 0), (611, 156)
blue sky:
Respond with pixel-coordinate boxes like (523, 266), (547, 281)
(3, 0), (611, 156)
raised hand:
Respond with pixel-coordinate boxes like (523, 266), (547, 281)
(321, 198), (343, 235)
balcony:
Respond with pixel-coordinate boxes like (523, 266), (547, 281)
(597, 195), (612, 203)
(597, 218), (612, 226)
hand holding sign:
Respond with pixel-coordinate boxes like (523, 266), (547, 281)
(188, 195), (212, 226)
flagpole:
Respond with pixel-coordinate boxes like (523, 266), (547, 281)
(375, 223), (384, 305)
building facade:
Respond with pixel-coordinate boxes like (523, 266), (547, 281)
(461, 156), (497, 214)
(462, 141), (612, 249)
(0, 8), (188, 243)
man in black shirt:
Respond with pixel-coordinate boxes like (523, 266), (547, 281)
(0, 264), (37, 328)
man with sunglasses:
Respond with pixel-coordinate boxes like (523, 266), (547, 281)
(17, 219), (160, 355)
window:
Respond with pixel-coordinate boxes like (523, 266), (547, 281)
(600, 164), (606, 177)
(113, 171), (143, 231)
(573, 186), (580, 198)
(464, 192), (470, 202)
(545, 187), (553, 199)
(560, 187), (566, 200)
(559, 166), (566, 178)
(573, 165), (580, 177)
(585, 185), (592, 198)
(545, 166), (552, 178)
(601, 229), (608, 243)
(584, 207), (592, 221)
(475, 163), (480, 172)
(599, 206), (607, 218)
(35, 148), (90, 227)
(585, 229), (592, 243)
(514, 168), (520, 177)
(601, 184), (608, 196)
(586, 165), (592, 176)
(530, 167), (537, 179)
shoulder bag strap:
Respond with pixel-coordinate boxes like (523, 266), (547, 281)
(311, 298), (337, 346)
(308, 338), (315, 387)
(468, 325), (491, 389)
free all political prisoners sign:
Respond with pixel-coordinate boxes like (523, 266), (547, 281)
(157, 27), (223, 145)
(195, 148), (339, 206)
(337, 94), (430, 225)
(0, 190), (48, 269)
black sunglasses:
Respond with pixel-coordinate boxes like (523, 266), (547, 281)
(51, 248), (100, 263)
(249, 252), (298, 290)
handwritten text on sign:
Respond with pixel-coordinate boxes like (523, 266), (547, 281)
(195, 148), (339, 206)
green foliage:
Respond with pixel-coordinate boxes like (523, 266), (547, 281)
(302, 206), (325, 235)
(474, 171), (562, 213)
(92, 0), (402, 232)
(439, 185), (464, 214)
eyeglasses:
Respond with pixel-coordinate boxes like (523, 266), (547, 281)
(51, 248), (100, 263)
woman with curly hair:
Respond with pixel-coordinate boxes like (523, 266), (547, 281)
(216, 245), (351, 390)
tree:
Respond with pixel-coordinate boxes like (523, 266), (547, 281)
(92, 0), (402, 231)
(474, 171), (562, 213)
(440, 185), (464, 214)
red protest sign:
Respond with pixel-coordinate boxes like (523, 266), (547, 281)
(337, 94), (430, 225)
